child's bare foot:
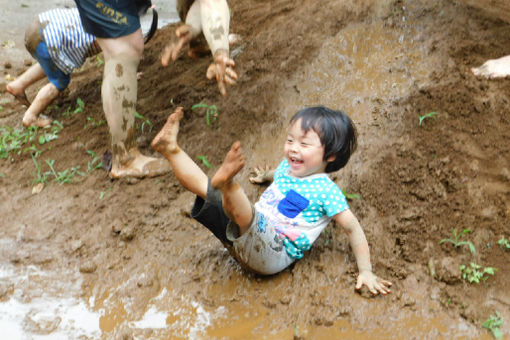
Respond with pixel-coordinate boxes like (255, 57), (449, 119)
(211, 141), (245, 189)
(22, 113), (53, 128)
(472, 55), (510, 79)
(6, 83), (30, 106)
(160, 25), (192, 67)
(151, 107), (184, 157)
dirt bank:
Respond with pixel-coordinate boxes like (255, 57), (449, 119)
(0, 0), (509, 338)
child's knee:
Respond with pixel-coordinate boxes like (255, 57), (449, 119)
(24, 17), (42, 56)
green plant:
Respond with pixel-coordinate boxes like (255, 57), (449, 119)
(196, 155), (212, 168)
(191, 103), (218, 126)
(99, 187), (113, 200)
(62, 105), (72, 118)
(341, 187), (361, 200)
(0, 125), (38, 158)
(74, 97), (85, 114)
(0, 173), (4, 177)
(24, 144), (43, 157)
(45, 159), (85, 184)
(460, 262), (496, 284)
(440, 228), (476, 255)
(418, 111), (439, 126)
(84, 116), (105, 129)
(482, 311), (503, 339)
(96, 54), (104, 68)
(86, 150), (103, 172)
(134, 112), (153, 133)
(38, 120), (63, 145)
(31, 154), (48, 184)
(498, 237), (510, 250)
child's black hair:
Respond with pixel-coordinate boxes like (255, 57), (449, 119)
(290, 106), (357, 173)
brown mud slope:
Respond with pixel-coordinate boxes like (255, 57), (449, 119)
(1, 0), (509, 338)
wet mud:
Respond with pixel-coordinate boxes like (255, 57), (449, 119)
(0, 0), (509, 338)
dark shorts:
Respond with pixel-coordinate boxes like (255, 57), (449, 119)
(191, 181), (293, 275)
(191, 180), (234, 247)
(74, 0), (140, 38)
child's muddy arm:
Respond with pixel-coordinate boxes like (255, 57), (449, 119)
(334, 210), (392, 295)
(249, 165), (275, 184)
(200, 0), (238, 96)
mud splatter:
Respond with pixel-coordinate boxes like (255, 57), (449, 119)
(115, 63), (123, 77)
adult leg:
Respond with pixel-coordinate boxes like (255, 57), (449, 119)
(6, 63), (45, 107)
(151, 107), (208, 198)
(22, 82), (58, 128)
(211, 141), (253, 234)
(98, 30), (170, 178)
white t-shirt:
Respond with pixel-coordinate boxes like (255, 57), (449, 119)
(254, 159), (349, 259)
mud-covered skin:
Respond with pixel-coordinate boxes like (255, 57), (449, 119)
(24, 17), (43, 57)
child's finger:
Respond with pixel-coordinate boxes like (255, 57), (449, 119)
(206, 63), (216, 79)
(225, 68), (238, 81)
(224, 75), (237, 86)
(217, 80), (227, 96)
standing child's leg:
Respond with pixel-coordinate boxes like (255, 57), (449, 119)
(211, 141), (253, 233)
(151, 107), (208, 198)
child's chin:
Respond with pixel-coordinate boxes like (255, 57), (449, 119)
(289, 169), (305, 178)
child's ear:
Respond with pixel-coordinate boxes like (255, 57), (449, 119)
(326, 154), (336, 162)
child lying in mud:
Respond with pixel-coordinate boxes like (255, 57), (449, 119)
(152, 106), (392, 295)
(6, 8), (100, 128)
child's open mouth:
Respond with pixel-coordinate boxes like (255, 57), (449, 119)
(289, 157), (303, 168)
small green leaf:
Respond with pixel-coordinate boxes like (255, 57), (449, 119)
(196, 155), (212, 168)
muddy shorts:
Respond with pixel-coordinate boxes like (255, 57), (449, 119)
(191, 181), (294, 275)
(74, 0), (140, 38)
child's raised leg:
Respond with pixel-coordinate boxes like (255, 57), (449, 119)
(211, 141), (253, 233)
(151, 107), (208, 198)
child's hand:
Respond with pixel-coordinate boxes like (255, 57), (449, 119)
(206, 50), (238, 96)
(356, 270), (392, 296)
(249, 165), (272, 184)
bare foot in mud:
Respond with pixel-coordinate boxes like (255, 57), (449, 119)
(110, 149), (171, 179)
(22, 113), (53, 128)
(211, 141), (245, 189)
(160, 25), (192, 67)
(151, 107), (184, 157)
(472, 55), (510, 79)
(6, 83), (30, 106)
